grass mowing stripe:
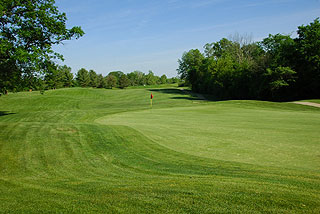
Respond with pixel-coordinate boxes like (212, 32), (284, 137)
(0, 87), (319, 213)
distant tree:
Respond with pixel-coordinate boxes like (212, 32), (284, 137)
(160, 75), (168, 84)
(44, 65), (64, 89)
(89, 70), (98, 87)
(168, 77), (179, 84)
(177, 49), (204, 91)
(76, 68), (90, 87)
(22, 72), (43, 91)
(146, 70), (157, 85)
(106, 74), (117, 89)
(108, 71), (124, 86)
(135, 71), (147, 85)
(97, 74), (107, 88)
(263, 66), (296, 99)
(179, 38), (262, 98)
(155, 76), (161, 85)
(203, 38), (234, 58)
(59, 65), (73, 87)
(260, 34), (295, 68)
(118, 74), (130, 89)
(108, 71), (124, 79)
(127, 70), (145, 86)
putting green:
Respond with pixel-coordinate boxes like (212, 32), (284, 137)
(97, 102), (320, 172)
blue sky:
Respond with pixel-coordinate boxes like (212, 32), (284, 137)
(54, 0), (320, 77)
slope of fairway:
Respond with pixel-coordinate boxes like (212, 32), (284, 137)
(97, 101), (320, 171)
(0, 87), (320, 213)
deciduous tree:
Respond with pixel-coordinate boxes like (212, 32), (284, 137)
(160, 74), (167, 84)
(119, 74), (130, 89)
(106, 74), (117, 89)
(0, 0), (84, 91)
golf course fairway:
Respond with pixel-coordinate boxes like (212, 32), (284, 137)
(0, 87), (319, 213)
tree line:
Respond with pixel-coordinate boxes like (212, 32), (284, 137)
(45, 67), (179, 90)
(178, 18), (320, 101)
(12, 66), (179, 92)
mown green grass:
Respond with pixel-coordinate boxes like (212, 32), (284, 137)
(0, 87), (320, 213)
(97, 101), (320, 171)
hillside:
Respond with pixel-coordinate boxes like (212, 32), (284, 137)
(0, 87), (320, 213)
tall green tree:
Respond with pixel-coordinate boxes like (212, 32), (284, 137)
(127, 70), (143, 86)
(59, 65), (73, 87)
(89, 70), (98, 87)
(146, 70), (158, 85)
(168, 77), (179, 84)
(0, 0), (84, 92)
(97, 74), (107, 88)
(294, 18), (320, 97)
(118, 74), (130, 89)
(203, 38), (234, 58)
(44, 64), (64, 89)
(21, 72), (43, 91)
(263, 66), (296, 100)
(108, 71), (124, 87)
(76, 68), (90, 87)
(106, 74), (117, 89)
(177, 49), (204, 91)
(136, 71), (146, 85)
(160, 74), (168, 84)
(260, 34), (295, 68)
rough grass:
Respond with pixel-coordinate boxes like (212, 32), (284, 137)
(0, 87), (320, 213)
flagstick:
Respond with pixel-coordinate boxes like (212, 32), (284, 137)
(150, 99), (153, 108)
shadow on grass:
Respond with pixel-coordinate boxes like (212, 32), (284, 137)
(0, 111), (15, 117)
(170, 96), (203, 101)
(148, 88), (219, 101)
(149, 88), (185, 95)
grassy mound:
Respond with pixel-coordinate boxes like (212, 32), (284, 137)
(0, 87), (319, 213)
